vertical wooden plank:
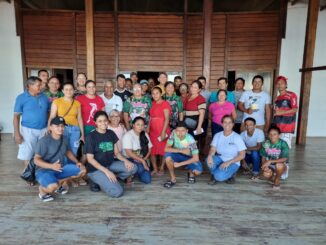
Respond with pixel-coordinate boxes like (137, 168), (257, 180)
(72, 12), (77, 81)
(296, 0), (320, 145)
(114, 0), (119, 76)
(85, 0), (95, 80)
(202, 0), (212, 89)
(183, 0), (188, 82)
(224, 14), (229, 77)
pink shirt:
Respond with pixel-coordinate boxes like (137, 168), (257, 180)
(108, 124), (127, 152)
(209, 101), (235, 125)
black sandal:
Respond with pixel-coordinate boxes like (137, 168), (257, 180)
(163, 180), (176, 189)
(187, 173), (196, 184)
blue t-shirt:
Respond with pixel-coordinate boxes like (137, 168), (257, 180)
(209, 90), (236, 105)
(14, 91), (50, 129)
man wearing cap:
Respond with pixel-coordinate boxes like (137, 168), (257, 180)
(140, 79), (151, 98)
(34, 116), (86, 202)
(163, 121), (203, 189)
(13, 76), (50, 169)
(273, 75), (298, 179)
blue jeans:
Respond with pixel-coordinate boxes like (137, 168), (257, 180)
(211, 122), (223, 137)
(244, 150), (261, 175)
(36, 164), (81, 188)
(64, 125), (81, 156)
(87, 161), (137, 198)
(128, 158), (151, 184)
(164, 152), (203, 173)
(206, 155), (239, 182)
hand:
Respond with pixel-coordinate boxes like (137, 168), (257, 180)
(79, 135), (85, 143)
(246, 108), (253, 114)
(124, 160), (134, 172)
(180, 148), (191, 156)
(195, 127), (203, 135)
(14, 133), (23, 144)
(76, 161), (84, 168)
(207, 156), (213, 167)
(160, 132), (166, 141)
(142, 160), (149, 171)
(52, 160), (62, 172)
(104, 170), (117, 183)
(261, 161), (271, 170)
(219, 161), (230, 170)
(174, 162), (183, 168)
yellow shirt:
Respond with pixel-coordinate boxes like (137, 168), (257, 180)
(53, 98), (81, 126)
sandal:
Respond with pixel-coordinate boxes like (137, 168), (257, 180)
(272, 185), (280, 190)
(250, 175), (261, 181)
(187, 173), (196, 184)
(207, 175), (218, 185)
(163, 180), (176, 189)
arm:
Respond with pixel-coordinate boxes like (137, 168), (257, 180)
(77, 106), (85, 142)
(66, 150), (83, 168)
(231, 108), (237, 121)
(160, 109), (170, 139)
(238, 101), (252, 114)
(34, 154), (62, 172)
(274, 108), (298, 116)
(264, 104), (272, 133)
(195, 109), (205, 133)
(48, 103), (58, 130)
(86, 153), (118, 182)
(125, 148), (149, 171)
(178, 111), (184, 121)
(123, 112), (131, 130)
(13, 113), (23, 144)
(165, 144), (191, 155)
(114, 144), (134, 171)
(206, 146), (217, 166)
(247, 142), (262, 151)
(262, 157), (288, 170)
(220, 150), (246, 169)
(174, 154), (200, 168)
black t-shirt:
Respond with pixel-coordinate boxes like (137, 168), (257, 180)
(114, 89), (132, 102)
(84, 129), (119, 173)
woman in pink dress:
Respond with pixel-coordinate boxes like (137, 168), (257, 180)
(149, 87), (171, 176)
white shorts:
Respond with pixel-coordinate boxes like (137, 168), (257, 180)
(17, 126), (47, 161)
(280, 133), (293, 149)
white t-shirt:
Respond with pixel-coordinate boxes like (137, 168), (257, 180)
(100, 93), (123, 114)
(122, 129), (152, 157)
(239, 90), (271, 125)
(211, 131), (246, 166)
(240, 128), (265, 148)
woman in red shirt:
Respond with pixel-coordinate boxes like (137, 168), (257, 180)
(184, 80), (206, 138)
(149, 87), (171, 176)
(76, 80), (105, 136)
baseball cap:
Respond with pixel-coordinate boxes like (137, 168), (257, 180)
(50, 116), (66, 126)
(140, 79), (148, 85)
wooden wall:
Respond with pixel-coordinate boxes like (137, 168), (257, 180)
(22, 11), (280, 90)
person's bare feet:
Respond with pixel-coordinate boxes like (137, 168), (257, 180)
(151, 170), (158, 176)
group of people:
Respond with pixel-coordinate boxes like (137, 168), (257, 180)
(13, 70), (297, 202)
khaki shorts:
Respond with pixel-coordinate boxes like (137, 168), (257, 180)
(17, 126), (47, 161)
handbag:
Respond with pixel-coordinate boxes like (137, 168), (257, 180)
(20, 137), (64, 184)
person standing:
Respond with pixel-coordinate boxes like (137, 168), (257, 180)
(163, 81), (184, 129)
(44, 76), (64, 103)
(13, 76), (50, 168)
(114, 74), (132, 102)
(130, 72), (138, 85)
(122, 83), (152, 130)
(100, 80), (123, 116)
(38, 69), (49, 92)
(74, 72), (87, 97)
(209, 77), (236, 105)
(233, 77), (246, 133)
(149, 87), (171, 175)
(156, 72), (168, 95)
(238, 75), (271, 133)
(273, 75), (298, 180)
(198, 76), (211, 150)
(76, 80), (105, 136)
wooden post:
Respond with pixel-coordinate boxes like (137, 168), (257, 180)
(202, 0), (213, 89)
(85, 0), (95, 80)
(296, 0), (320, 145)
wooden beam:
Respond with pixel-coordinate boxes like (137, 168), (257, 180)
(202, 0), (213, 89)
(183, 0), (188, 82)
(114, 0), (119, 76)
(296, 0), (320, 145)
(299, 66), (326, 72)
(85, 0), (95, 80)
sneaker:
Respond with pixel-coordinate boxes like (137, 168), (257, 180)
(55, 186), (68, 195)
(38, 193), (54, 202)
(207, 175), (218, 185)
(89, 179), (101, 192)
(281, 164), (289, 180)
(226, 177), (235, 184)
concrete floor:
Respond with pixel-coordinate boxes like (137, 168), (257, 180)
(0, 134), (325, 245)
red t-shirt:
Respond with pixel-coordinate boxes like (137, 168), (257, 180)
(273, 91), (298, 133)
(76, 95), (105, 127)
(184, 95), (206, 119)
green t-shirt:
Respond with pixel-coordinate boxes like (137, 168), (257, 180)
(167, 130), (199, 156)
(123, 96), (152, 125)
(260, 139), (289, 160)
(163, 94), (184, 128)
(44, 90), (64, 103)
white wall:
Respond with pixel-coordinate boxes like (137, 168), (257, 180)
(0, 2), (24, 133)
(279, 3), (326, 136)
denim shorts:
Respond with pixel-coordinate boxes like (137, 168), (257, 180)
(164, 152), (203, 173)
(36, 164), (81, 188)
